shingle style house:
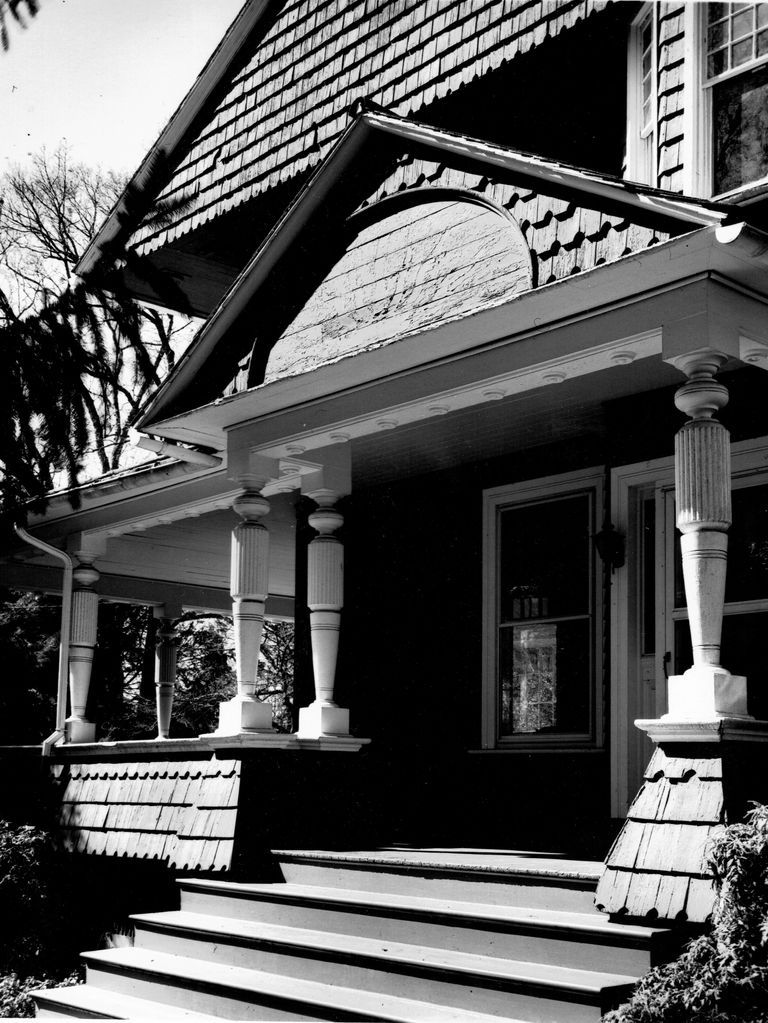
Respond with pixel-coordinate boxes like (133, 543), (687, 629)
(7, 1), (768, 1017)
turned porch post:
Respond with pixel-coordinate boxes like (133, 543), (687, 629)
(216, 482), (275, 733)
(154, 612), (181, 739)
(298, 488), (350, 738)
(665, 351), (749, 719)
(66, 554), (99, 743)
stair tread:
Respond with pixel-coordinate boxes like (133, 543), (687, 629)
(83, 947), (530, 1023)
(272, 848), (603, 882)
(132, 910), (640, 992)
(32, 984), (217, 1019)
(179, 878), (668, 941)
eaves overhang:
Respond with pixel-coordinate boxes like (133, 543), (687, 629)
(74, 0), (271, 281)
(140, 221), (768, 453)
(136, 110), (736, 433)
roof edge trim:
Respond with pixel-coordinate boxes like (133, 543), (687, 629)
(75, 0), (272, 280)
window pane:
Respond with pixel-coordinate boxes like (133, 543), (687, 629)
(758, 4), (768, 29)
(498, 494), (591, 622)
(499, 619), (591, 737)
(674, 482), (768, 607)
(726, 483), (768, 601)
(732, 9), (754, 39)
(758, 27), (768, 54)
(709, 20), (729, 49)
(708, 47), (729, 78)
(674, 612), (768, 717)
(713, 63), (768, 191)
(709, 4), (730, 25)
(732, 36), (754, 66)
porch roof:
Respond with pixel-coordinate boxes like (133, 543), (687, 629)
(138, 219), (768, 455)
(136, 109), (735, 437)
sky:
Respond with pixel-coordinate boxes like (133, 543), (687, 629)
(1, 0), (244, 175)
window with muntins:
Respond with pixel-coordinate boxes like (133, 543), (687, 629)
(626, 5), (657, 185)
(704, 2), (768, 194)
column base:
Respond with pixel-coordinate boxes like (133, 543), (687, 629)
(297, 701), (350, 738)
(214, 694), (274, 735)
(65, 717), (96, 744)
(597, 715), (768, 923)
(665, 666), (749, 719)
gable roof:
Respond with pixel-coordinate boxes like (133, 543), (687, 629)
(77, 0), (614, 278)
(136, 109), (733, 432)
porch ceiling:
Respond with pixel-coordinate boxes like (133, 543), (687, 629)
(349, 353), (682, 487)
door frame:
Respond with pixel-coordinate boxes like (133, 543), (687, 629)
(610, 436), (768, 816)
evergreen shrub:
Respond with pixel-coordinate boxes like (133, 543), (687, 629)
(606, 803), (768, 1022)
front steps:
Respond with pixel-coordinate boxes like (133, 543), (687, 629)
(34, 847), (676, 1021)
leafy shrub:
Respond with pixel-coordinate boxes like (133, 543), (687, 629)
(0, 820), (84, 1017)
(0, 972), (79, 1019)
(0, 821), (69, 975)
(606, 803), (768, 1022)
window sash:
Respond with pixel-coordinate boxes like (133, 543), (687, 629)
(481, 468), (604, 750)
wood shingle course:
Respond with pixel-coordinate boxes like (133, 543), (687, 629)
(52, 756), (241, 871)
(131, 0), (611, 254)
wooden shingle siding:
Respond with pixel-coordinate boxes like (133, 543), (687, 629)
(360, 159), (667, 286)
(595, 747), (723, 923)
(262, 196), (533, 382)
(132, 0), (611, 255)
(656, 2), (686, 193)
(51, 758), (240, 872)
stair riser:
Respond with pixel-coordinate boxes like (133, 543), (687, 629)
(132, 927), (630, 1022)
(85, 965), (323, 1022)
(277, 862), (599, 913)
(35, 1007), (108, 1020)
(178, 890), (655, 973)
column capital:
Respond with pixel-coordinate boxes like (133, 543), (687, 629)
(233, 489), (270, 522)
(672, 349), (730, 422)
(72, 560), (100, 590)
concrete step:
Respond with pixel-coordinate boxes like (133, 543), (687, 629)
(81, 947), (531, 1022)
(33, 984), (217, 1019)
(130, 911), (637, 1021)
(272, 848), (603, 913)
(179, 879), (673, 974)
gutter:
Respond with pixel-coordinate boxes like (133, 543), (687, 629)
(75, 0), (272, 280)
(13, 526), (72, 755)
(134, 434), (222, 467)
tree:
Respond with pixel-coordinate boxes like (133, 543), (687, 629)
(0, 146), (196, 514)
(0, 0), (37, 51)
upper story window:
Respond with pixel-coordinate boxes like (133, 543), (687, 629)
(626, 5), (657, 185)
(704, 2), (768, 194)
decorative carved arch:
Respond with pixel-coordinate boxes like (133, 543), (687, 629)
(262, 189), (535, 384)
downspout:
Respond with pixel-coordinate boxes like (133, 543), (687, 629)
(13, 525), (72, 755)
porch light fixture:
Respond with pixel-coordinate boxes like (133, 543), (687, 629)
(594, 520), (625, 572)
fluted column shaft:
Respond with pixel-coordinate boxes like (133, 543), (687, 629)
(664, 352), (749, 719)
(215, 487), (275, 734)
(675, 418), (731, 666)
(298, 492), (350, 737)
(66, 556), (99, 743)
(155, 617), (181, 739)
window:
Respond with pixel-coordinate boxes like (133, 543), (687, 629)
(482, 469), (603, 749)
(626, 5), (658, 185)
(702, 2), (768, 195)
